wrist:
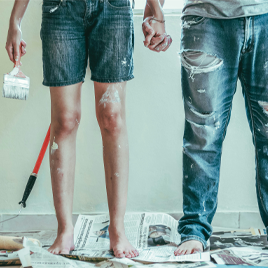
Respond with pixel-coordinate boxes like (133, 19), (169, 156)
(9, 17), (21, 28)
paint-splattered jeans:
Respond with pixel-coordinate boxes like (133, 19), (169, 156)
(178, 13), (268, 249)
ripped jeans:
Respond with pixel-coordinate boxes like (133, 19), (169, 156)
(179, 14), (268, 249)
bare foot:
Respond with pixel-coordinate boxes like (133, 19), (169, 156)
(109, 226), (139, 258)
(48, 229), (75, 255)
(174, 240), (203, 256)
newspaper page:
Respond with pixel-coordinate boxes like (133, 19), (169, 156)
(211, 247), (268, 266)
(0, 250), (20, 266)
(74, 213), (180, 251)
(210, 228), (268, 251)
(99, 258), (216, 268)
(71, 213), (209, 263)
(133, 247), (210, 263)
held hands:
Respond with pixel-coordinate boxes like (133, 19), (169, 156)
(142, 16), (172, 52)
(6, 22), (26, 66)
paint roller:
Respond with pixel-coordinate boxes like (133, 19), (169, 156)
(0, 236), (41, 250)
(19, 126), (51, 208)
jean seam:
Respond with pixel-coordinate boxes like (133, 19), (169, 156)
(240, 73), (268, 218)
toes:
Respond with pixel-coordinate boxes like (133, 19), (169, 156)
(185, 249), (191, 255)
(180, 249), (186, 255)
(130, 250), (136, 258)
(59, 249), (69, 255)
(124, 250), (131, 258)
(114, 250), (125, 258)
(174, 248), (183, 256)
(133, 250), (139, 257)
(192, 248), (202, 254)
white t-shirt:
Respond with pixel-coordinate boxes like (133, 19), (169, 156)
(182, 0), (268, 19)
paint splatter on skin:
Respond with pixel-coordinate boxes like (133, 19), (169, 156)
(114, 173), (120, 178)
(57, 168), (62, 174)
(51, 137), (58, 155)
(99, 84), (121, 108)
(76, 119), (80, 125)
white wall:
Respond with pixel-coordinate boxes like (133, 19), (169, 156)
(0, 2), (260, 226)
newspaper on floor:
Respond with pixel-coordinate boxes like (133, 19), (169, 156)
(133, 246), (210, 262)
(210, 228), (268, 251)
(211, 246), (268, 266)
(64, 213), (210, 263)
(73, 213), (180, 251)
(97, 259), (216, 268)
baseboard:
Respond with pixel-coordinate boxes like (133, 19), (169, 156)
(0, 212), (264, 231)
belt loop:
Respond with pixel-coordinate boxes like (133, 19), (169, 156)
(132, 0), (135, 9)
(61, 0), (66, 6)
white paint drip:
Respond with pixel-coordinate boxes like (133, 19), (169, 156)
(197, 89), (206, 93)
(99, 84), (121, 107)
(215, 121), (220, 130)
(264, 61), (268, 69)
(203, 201), (206, 212)
(114, 173), (120, 178)
(9, 67), (20, 76)
(191, 164), (194, 168)
(51, 137), (58, 155)
(76, 119), (80, 125)
(118, 145), (121, 148)
(57, 168), (61, 174)
(185, 175), (188, 179)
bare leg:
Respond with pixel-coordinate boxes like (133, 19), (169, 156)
(48, 83), (82, 254)
(174, 240), (203, 256)
(95, 82), (138, 258)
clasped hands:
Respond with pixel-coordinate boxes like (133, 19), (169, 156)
(142, 16), (172, 52)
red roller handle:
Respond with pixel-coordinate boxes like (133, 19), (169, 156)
(32, 125), (51, 175)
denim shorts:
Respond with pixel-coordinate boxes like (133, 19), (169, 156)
(40, 0), (134, 87)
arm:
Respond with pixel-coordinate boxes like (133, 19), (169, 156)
(6, 0), (30, 64)
(143, 0), (165, 48)
(142, 0), (172, 52)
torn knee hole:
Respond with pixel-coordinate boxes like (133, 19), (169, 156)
(181, 51), (223, 80)
(190, 107), (214, 118)
(258, 101), (268, 116)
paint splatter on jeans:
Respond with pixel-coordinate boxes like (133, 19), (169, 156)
(41, 0), (134, 86)
(179, 14), (268, 249)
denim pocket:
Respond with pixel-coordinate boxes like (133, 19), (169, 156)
(42, 0), (63, 13)
(107, 0), (131, 9)
(182, 15), (206, 26)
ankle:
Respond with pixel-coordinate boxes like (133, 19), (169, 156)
(57, 225), (74, 235)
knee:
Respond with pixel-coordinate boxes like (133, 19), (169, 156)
(53, 110), (81, 136)
(97, 104), (123, 136)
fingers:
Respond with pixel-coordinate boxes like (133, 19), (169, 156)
(13, 43), (21, 66)
(142, 17), (155, 47)
(153, 34), (172, 52)
(5, 43), (14, 63)
(21, 39), (27, 56)
(148, 33), (165, 50)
